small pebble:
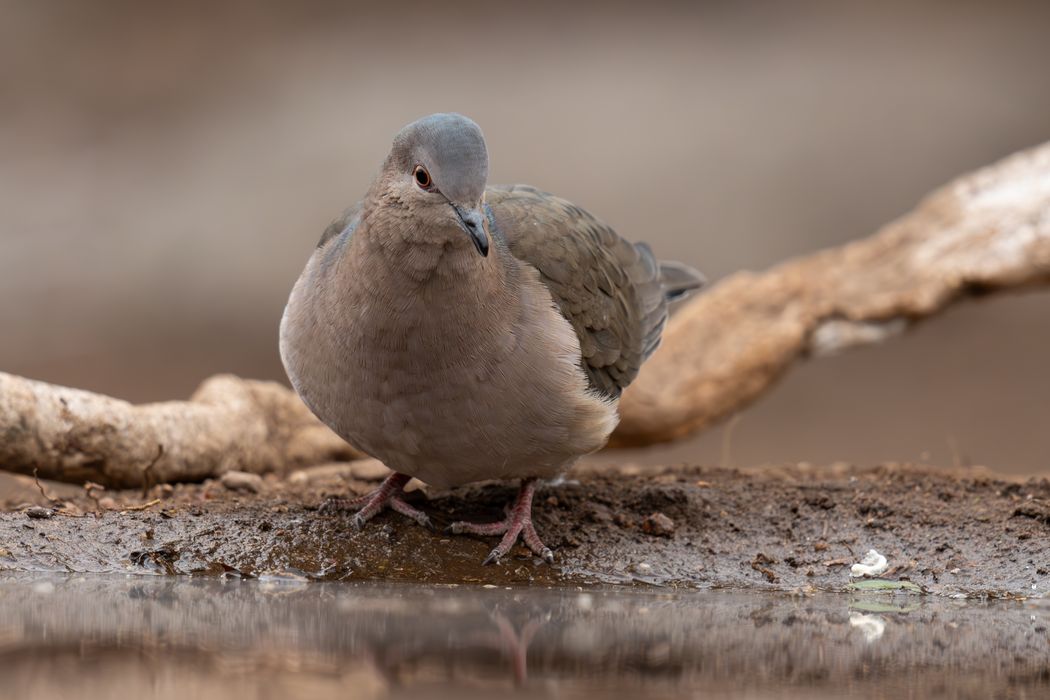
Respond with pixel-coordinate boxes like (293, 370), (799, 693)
(288, 462), (353, 485)
(642, 512), (676, 537)
(221, 470), (264, 493)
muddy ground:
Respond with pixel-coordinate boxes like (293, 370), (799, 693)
(0, 462), (1047, 598)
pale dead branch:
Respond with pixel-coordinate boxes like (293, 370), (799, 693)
(0, 373), (358, 487)
(612, 141), (1050, 446)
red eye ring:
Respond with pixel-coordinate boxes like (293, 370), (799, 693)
(413, 165), (432, 189)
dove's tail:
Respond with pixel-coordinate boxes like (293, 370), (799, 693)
(632, 244), (707, 363)
(657, 260), (706, 302)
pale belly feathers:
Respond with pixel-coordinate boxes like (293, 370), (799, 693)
(279, 246), (618, 488)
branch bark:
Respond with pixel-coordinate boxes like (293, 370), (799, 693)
(612, 141), (1050, 445)
(0, 374), (358, 488)
(1, 142), (1048, 484)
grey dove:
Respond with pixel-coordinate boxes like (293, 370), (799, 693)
(280, 113), (704, 564)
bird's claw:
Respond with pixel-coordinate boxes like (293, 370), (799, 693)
(481, 539), (554, 566)
(448, 479), (554, 566)
(404, 511), (433, 530)
(389, 497), (433, 530)
(321, 473), (431, 531)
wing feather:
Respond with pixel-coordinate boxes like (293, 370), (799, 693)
(484, 185), (683, 399)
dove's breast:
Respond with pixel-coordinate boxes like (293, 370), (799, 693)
(279, 230), (618, 488)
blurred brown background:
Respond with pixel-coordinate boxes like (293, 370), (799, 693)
(2, 1), (1048, 473)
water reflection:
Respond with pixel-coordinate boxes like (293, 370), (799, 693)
(0, 575), (1047, 699)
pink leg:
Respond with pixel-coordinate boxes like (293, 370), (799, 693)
(447, 479), (553, 565)
(319, 472), (431, 529)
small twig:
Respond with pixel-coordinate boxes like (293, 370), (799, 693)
(945, 435), (969, 469)
(84, 481), (106, 513)
(882, 559), (916, 578)
(32, 468), (61, 505)
(122, 499), (161, 512)
(141, 444), (164, 498)
(823, 557), (853, 567)
(719, 414), (742, 470)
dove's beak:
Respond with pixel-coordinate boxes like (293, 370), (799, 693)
(450, 204), (489, 257)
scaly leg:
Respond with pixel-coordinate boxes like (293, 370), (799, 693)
(447, 478), (553, 565)
(319, 472), (431, 529)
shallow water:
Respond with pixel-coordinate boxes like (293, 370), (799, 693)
(1, 575), (1047, 699)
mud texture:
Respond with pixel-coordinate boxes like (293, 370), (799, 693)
(1, 462), (1048, 598)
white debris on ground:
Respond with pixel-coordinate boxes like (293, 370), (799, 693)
(850, 549), (889, 578)
(849, 612), (887, 643)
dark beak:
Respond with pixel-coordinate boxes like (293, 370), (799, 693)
(450, 204), (489, 257)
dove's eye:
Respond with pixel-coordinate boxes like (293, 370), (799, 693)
(413, 166), (433, 190)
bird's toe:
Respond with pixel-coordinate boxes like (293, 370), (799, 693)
(389, 497), (433, 530)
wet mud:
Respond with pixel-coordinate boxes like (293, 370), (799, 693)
(1, 462), (1048, 597)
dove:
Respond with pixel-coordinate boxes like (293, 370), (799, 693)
(280, 113), (704, 564)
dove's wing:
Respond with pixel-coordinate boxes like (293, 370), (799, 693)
(485, 185), (703, 399)
(317, 202), (363, 249)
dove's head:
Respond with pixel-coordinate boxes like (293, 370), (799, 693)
(377, 113), (490, 257)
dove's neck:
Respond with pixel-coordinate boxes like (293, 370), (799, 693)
(320, 218), (515, 346)
(317, 222), (532, 370)
(349, 212), (510, 301)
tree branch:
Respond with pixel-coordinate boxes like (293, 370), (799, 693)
(612, 141), (1050, 446)
(0, 374), (358, 487)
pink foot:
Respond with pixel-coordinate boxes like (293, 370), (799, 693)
(320, 472), (431, 530)
(447, 479), (553, 565)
